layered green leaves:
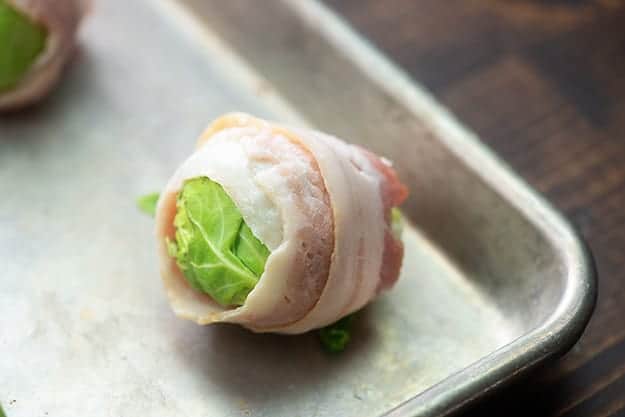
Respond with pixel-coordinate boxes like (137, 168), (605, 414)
(0, 0), (47, 92)
(167, 177), (270, 307)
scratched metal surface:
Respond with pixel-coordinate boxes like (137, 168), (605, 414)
(0, 1), (595, 416)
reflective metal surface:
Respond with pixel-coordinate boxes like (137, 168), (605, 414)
(0, 1), (596, 416)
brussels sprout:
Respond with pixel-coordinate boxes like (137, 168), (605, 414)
(167, 177), (270, 307)
(0, 0), (47, 92)
(0, 0), (82, 111)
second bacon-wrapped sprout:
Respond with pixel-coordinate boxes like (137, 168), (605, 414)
(0, 0), (83, 111)
(156, 113), (408, 334)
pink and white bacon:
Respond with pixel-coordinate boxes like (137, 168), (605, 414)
(155, 114), (408, 334)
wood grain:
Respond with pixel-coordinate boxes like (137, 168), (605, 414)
(322, 0), (625, 415)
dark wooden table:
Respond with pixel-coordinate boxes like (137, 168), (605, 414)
(322, 1), (625, 416)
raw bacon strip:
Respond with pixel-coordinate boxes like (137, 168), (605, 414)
(155, 114), (408, 333)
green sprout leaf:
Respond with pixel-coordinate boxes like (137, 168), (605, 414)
(0, 403), (6, 417)
(137, 192), (160, 217)
(167, 177), (270, 307)
(235, 221), (269, 277)
(0, 0), (47, 92)
(319, 314), (355, 353)
(391, 207), (403, 240)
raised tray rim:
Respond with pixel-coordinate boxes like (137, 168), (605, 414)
(270, 2), (598, 415)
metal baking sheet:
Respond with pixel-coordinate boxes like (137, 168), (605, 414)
(0, 1), (596, 416)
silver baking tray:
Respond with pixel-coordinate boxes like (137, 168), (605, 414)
(0, 1), (596, 416)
